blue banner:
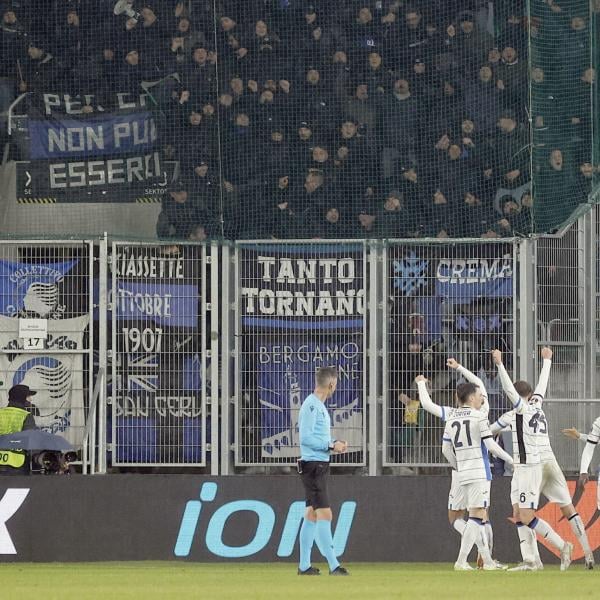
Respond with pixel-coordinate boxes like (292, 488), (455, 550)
(114, 282), (198, 328)
(434, 255), (513, 302)
(28, 112), (158, 160)
(0, 259), (79, 318)
(258, 338), (363, 458)
(240, 245), (365, 331)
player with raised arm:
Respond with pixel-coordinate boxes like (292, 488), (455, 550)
(442, 381), (514, 570)
(563, 415), (600, 518)
(416, 359), (497, 563)
(491, 349), (573, 571)
(491, 347), (594, 569)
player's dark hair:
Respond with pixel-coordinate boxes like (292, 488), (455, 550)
(456, 382), (478, 405)
(316, 366), (338, 387)
(514, 380), (533, 398)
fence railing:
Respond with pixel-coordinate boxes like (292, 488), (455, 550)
(0, 234), (599, 475)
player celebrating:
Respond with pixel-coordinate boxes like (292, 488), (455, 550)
(562, 414), (600, 526)
(442, 381), (514, 570)
(416, 359), (497, 563)
(492, 349), (573, 571)
(491, 347), (594, 569)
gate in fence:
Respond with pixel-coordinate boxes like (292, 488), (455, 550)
(109, 242), (210, 467)
(228, 241), (369, 468)
(0, 240), (94, 468)
(382, 240), (518, 468)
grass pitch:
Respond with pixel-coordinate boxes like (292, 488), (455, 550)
(0, 562), (597, 600)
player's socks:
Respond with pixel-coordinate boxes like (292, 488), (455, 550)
(516, 521), (534, 563)
(315, 519), (340, 571)
(484, 521), (494, 555)
(529, 526), (542, 566)
(529, 517), (566, 552)
(452, 519), (466, 536)
(299, 519), (316, 572)
(454, 518), (490, 562)
(457, 517), (482, 565)
(568, 513), (593, 556)
(476, 522), (493, 566)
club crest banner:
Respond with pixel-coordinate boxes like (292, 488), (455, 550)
(0, 259), (80, 319)
(258, 338), (363, 458)
(0, 315), (89, 445)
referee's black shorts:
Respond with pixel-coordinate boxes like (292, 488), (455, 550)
(299, 460), (330, 509)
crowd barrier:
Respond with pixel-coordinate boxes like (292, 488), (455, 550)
(0, 235), (598, 474)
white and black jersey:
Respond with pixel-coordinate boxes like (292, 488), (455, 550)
(534, 406), (555, 463)
(495, 401), (541, 465)
(443, 406), (493, 485)
(588, 417), (600, 446)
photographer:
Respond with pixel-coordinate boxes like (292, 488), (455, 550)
(0, 384), (38, 475)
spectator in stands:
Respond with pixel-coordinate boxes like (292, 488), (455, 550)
(378, 78), (419, 182)
(53, 8), (83, 72)
(463, 65), (502, 133)
(500, 7), (527, 51)
(449, 11), (494, 73)
(0, 7), (25, 113)
(132, 4), (170, 68)
(171, 16), (206, 63)
(375, 189), (409, 237)
(20, 39), (65, 93)
(343, 81), (377, 141)
(535, 148), (577, 230)
(490, 110), (530, 206)
(295, 169), (331, 212)
(394, 5), (429, 69)
(157, 180), (199, 239)
(0, 0), (591, 241)
(495, 45), (527, 113)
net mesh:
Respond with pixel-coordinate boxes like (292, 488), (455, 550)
(530, 0), (597, 232)
(0, 0), (598, 239)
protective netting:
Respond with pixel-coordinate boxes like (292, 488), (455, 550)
(0, 1), (597, 239)
(530, 0), (598, 232)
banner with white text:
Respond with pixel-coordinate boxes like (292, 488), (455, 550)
(238, 244), (365, 462)
(14, 92), (169, 203)
(110, 245), (205, 465)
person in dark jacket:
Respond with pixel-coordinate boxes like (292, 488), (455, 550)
(0, 384), (38, 474)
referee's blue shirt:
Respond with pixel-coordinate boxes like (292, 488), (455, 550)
(299, 393), (333, 462)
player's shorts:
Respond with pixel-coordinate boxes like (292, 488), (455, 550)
(511, 464), (542, 509)
(462, 480), (491, 509)
(448, 470), (467, 511)
(299, 460), (330, 509)
(540, 458), (572, 507)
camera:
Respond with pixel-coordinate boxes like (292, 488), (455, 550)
(32, 451), (76, 475)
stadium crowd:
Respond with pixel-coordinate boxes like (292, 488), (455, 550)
(0, 0), (595, 239)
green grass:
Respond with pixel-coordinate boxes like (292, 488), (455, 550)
(0, 563), (598, 600)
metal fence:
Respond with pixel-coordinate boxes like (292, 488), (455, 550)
(1, 234), (600, 476)
(544, 399), (600, 474)
(535, 224), (586, 399)
(0, 240), (94, 470)
(382, 240), (517, 467)
(109, 242), (209, 467)
(231, 241), (368, 468)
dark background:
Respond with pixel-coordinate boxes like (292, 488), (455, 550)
(0, 475), (589, 563)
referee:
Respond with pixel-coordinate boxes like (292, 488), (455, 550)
(297, 366), (349, 576)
